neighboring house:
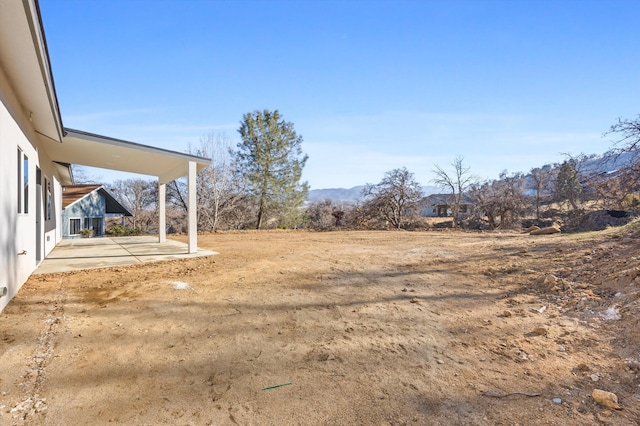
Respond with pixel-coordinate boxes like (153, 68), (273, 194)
(61, 185), (132, 238)
(0, 0), (211, 312)
(422, 194), (474, 218)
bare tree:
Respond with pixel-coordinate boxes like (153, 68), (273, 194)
(586, 153), (640, 210)
(70, 165), (102, 184)
(529, 166), (555, 222)
(108, 179), (157, 230)
(168, 132), (251, 231)
(469, 181), (498, 229)
(607, 115), (640, 160)
(470, 172), (527, 229)
(600, 115), (640, 210)
(432, 156), (476, 227)
(306, 199), (336, 230)
(494, 171), (527, 227)
(361, 167), (423, 229)
(195, 132), (247, 231)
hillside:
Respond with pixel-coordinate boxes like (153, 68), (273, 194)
(308, 185), (441, 203)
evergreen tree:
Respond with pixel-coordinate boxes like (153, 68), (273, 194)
(234, 109), (309, 229)
(554, 160), (582, 211)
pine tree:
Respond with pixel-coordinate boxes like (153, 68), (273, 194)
(555, 160), (582, 211)
(234, 109), (309, 229)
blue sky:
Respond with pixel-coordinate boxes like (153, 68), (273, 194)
(40, 0), (640, 189)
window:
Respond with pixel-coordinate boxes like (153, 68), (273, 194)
(45, 178), (52, 220)
(17, 149), (22, 212)
(83, 218), (103, 236)
(23, 154), (29, 213)
(17, 149), (29, 213)
(69, 218), (81, 235)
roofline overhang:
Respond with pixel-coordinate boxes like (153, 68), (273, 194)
(26, 0), (64, 142)
(64, 128), (212, 165)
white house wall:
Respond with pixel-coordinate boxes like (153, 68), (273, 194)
(0, 74), (64, 312)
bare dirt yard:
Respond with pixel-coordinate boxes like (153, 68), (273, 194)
(1, 228), (640, 425)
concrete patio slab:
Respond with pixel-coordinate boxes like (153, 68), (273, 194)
(34, 236), (217, 274)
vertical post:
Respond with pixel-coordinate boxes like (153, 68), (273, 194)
(158, 182), (166, 243)
(187, 161), (197, 254)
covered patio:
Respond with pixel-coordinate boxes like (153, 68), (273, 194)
(42, 128), (211, 253)
(34, 236), (217, 274)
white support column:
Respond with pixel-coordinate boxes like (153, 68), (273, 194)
(187, 161), (197, 254)
(158, 182), (166, 243)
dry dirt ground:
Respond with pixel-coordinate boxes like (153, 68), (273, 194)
(1, 228), (640, 425)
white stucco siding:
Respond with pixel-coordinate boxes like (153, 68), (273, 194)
(0, 75), (64, 312)
(37, 149), (63, 255)
(0, 97), (37, 311)
(0, 99), (17, 312)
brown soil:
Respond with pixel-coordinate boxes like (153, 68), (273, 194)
(1, 229), (640, 425)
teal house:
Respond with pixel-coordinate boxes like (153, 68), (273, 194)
(61, 185), (132, 238)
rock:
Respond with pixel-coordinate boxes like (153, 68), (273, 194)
(410, 297), (419, 303)
(540, 275), (559, 291)
(532, 327), (548, 336)
(530, 226), (561, 236)
(530, 306), (547, 314)
(436, 359), (444, 364)
(552, 397), (562, 404)
(326, 354), (336, 361)
(528, 225), (541, 232)
(590, 374), (600, 382)
(502, 310), (512, 318)
(592, 389), (621, 410)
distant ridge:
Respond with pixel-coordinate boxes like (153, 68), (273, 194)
(307, 185), (441, 203)
(307, 151), (638, 204)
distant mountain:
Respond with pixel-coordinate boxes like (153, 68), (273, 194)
(579, 151), (635, 175)
(307, 185), (441, 203)
(308, 151), (639, 204)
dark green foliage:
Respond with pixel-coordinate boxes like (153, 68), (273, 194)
(555, 160), (582, 211)
(234, 110), (309, 229)
(106, 225), (142, 236)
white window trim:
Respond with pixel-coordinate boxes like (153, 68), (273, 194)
(69, 217), (82, 236)
(45, 177), (52, 221)
(17, 148), (28, 215)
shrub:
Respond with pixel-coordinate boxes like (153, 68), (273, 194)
(78, 229), (94, 237)
(106, 225), (142, 236)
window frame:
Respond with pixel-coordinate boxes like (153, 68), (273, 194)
(45, 178), (52, 221)
(17, 148), (29, 214)
(69, 218), (82, 236)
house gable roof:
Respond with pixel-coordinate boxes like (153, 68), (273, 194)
(62, 184), (132, 216)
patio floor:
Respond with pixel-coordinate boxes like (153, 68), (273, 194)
(34, 236), (218, 274)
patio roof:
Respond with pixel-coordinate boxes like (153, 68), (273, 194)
(41, 128), (211, 185)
